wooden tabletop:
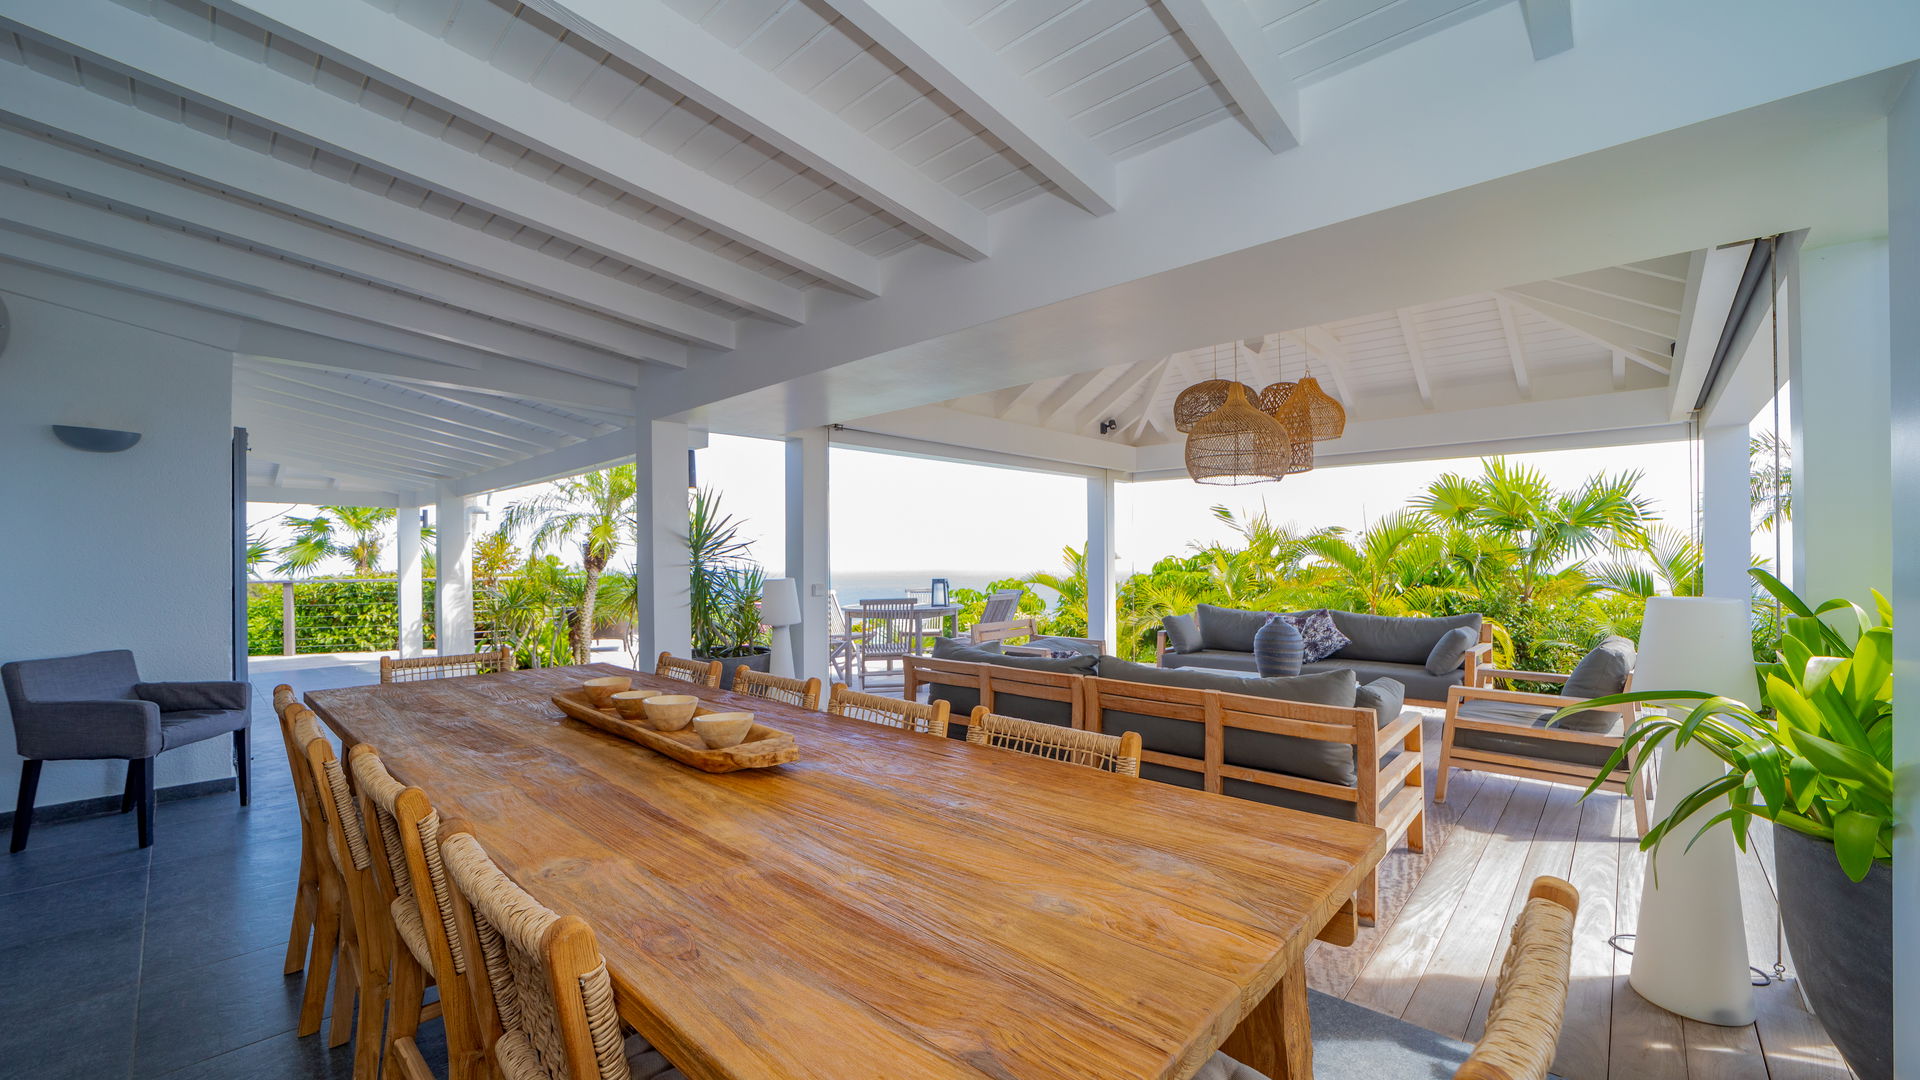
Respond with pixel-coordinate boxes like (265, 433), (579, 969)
(306, 664), (1386, 1080)
(842, 602), (960, 617)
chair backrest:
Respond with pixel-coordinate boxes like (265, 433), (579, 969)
(1455, 877), (1579, 1080)
(966, 707), (1140, 777)
(852, 597), (920, 657)
(977, 589), (1022, 625)
(732, 668), (823, 710)
(827, 590), (849, 637)
(381, 647), (517, 684)
(287, 705), (380, 926)
(828, 684), (950, 737)
(655, 652), (722, 688)
(351, 746), (471, 976)
(1, 649), (140, 704)
(440, 828), (631, 1080)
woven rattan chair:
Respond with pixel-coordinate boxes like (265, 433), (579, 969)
(439, 827), (688, 1080)
(654, 652), (722, 689)
(826, 684), (949, 737)
(351, 745), (485, 1080)
(964, 707), (1141, 776)
(732, 668), (822, 710)
(287, 704), (383, 1076)
(272, 685), (320, 982)
(1200, 876), (1580, 1080)
(381, 647), (517, 684)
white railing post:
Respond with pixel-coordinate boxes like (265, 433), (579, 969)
(280, 581), (295, 656)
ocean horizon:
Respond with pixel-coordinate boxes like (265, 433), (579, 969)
(829, 569), (1033, 604)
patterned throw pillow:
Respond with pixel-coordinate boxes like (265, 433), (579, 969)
(1279, 609), (1350, 663)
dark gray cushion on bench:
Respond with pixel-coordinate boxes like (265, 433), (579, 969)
(923, 638), (1094, 737)
(1161, 648), (1260, 673)
(1301, 658), (1461, 703)
(1194, 603), (1272, 652)
(1452, 699), (1621, 767)
(1329, 610), (1482, 665)
(1424, 625), (1479, 675)
(1162, 613), (1203, 654)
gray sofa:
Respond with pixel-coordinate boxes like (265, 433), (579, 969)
(1159, 604), (1488, 704)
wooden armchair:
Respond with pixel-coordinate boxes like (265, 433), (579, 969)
(1437, 639), (1648, 833)
(968, 588), (1034, 646)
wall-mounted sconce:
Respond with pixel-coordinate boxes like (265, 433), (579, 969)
(51, 425), (142, 453)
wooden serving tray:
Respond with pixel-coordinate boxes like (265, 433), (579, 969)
(551, 691), (798, 773)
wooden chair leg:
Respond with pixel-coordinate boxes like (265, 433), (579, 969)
(284, 846), (317, 976)
(298, 883), (340, 1037)
(10, 759), (41, 854)
(351, 942), (387, 1080)
(328, 951), (357, 1048)
(387, 948), (426, 1056)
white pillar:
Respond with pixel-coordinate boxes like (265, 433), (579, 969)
(784, 427), (831, 682)
(396, 505), (424, 657)
(1789, 239), (1892, 610)
(634, 419), (690, 662)
(1086, 471), (1117, 653)
(1885, 72), (1918, 1080)
(434, 489), (475, 655)
(1699, 424), (1752, 602)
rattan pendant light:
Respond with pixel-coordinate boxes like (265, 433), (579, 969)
(1280, 375), (1345, 440)
(1173, 379), (1250, 433)
(1184, 381), (1292, 485)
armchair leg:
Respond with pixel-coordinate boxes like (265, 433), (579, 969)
(132, 757), (155, 849)
(121, 760), (139, 814)
(10, 760), (41, 854)
(233, 726), (251, 807)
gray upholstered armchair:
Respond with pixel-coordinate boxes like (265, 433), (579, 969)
(3, 649), (251, 851)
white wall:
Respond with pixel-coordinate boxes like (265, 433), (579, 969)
(0, 293), (237, 808)
(1887, 72), (1918, 1080)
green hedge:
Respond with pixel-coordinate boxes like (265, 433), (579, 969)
(247, 578), (436, 655)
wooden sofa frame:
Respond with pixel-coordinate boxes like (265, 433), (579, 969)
(902, 655), (1088, 736)
(1154, 619), (1495, 708)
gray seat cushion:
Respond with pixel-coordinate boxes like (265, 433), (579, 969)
(1452, 699), (1621, 767)
(1191, 990), (1566, 1080)
(1328, 611), (1482, 666)
(158, 708), (248, 751)
(924, 638), (1094, 737)
(1193, 604), (1272, 652)
(1301, 658), (1462, 703)
(1160, 649), (1260, 673)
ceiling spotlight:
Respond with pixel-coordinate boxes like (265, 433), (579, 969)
(1099, 418), (1118, 435)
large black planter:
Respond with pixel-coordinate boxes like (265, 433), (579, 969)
(1774, 825), (1892, 1080)
(696, 647), (770, 690)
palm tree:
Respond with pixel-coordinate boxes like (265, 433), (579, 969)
(1300, 511), (1458, 613)
(501, 466), (636, 663)
(1591, 527), (1705, 598)
(1750, 430), (1792, 532)
(1021, 546), (1090, 636)
(274, 506), (399, 576)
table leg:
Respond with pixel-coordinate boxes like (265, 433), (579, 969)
(1221, 955), (1312, 1079)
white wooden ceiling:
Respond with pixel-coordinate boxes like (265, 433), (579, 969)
(931, 253), (1691, 444)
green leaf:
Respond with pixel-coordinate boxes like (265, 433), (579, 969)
(1831, 811), (1882, 882)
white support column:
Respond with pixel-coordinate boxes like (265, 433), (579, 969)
(1788, 240), (1892, 609)
(785, 427), (831, 682)
(396, 505), (424, 657)
(1086, 471), (1118, 653)
(433, 488), (475, 655)
(1700, 424), (1752, 602)
(634, 418), (690, 662)
(1885, 72), (1917, 1080)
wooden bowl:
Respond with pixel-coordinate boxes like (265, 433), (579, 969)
(641, 695), (699, 731)
(692, 712), (755, 749)
(583, 676), (631, 708)
(609, 689), (662, 720)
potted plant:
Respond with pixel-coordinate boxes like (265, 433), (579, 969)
(1558, 569), (1892, 1080)
(687, 487), (770, 688)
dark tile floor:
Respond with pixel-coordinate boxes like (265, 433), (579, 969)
(0, 656), (447, 1080)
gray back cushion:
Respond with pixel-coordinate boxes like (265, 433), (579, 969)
(2, 649), (141, 704)
(1424, 625), (1480, 675)
(924, 638), (1095, 737)
(1564, 636), (1637, 700)
(1095, 657), (1365, 785)
(1161, 613), (1202, 654)
(1354, 678), (1407, 728)
(1329, 611), (1482, 664)
(1193, 604), (1272, 653)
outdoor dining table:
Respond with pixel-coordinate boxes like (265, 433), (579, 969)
(841, 600), (962, 639)
(305, 663), (1387, 1080)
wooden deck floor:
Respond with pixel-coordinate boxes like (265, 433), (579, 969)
(1307, 713), (1854, 1080)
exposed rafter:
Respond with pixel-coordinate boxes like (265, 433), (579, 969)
(205, 0), (879, 299)
(1492, 295), (1533, 398)
(0, 0), (763, 341)
(823, 0), (1116, 215)
(1393, 310), (1435, 408)
(1074, 357), (1165, 434)
(517, 0), (991, 260)
(1497, 289), (1674, 375)
(1160, 0), (1301, 153)
(1520, 0), (1575, 60)
(1289, 327), (1357, 404)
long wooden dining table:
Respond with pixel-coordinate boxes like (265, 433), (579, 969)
(305, 663), (1387, 1080)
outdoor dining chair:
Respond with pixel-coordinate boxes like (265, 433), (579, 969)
(380, 646), (516, 683)
(655, 652), (723, 688)
(827, 684), (950, 737)
(851, 596), (927, 683)
(733, 667), (823, 710)
(967, 588), (1037, 646)
(964, 707), (1141, 776)
(826, 589), (860, 685)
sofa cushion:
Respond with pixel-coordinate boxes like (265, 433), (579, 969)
(1194, 604), (1271, 653)
(1300, 659), (1463, 704)
(1277, 608), (1349, 663)
(136, 681), (250, 712)
(924, 637), (1093, 738)
(1096, 658), (1362, 785)
(1161, 613), (1202, 654)
(158, 707), (248, 750)
(1424, 625), (1479, 676)
(1354, 678), (1407, 729)
(932, 637), (999, 658)
(1328, 611), (1482, 665)
(1453, 699), (1621, 767)
(3, 649), (141, 704)
(1160, 649), (1259, 673)
(1027, 636), (1101, 657)
(1564, 635), (1637, 700)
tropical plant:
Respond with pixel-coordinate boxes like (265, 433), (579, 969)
(500, 466), (636, 663)
(1300, 511), (1464, 614)
(245, 527), (274, 579)
(686, 487), (768, 659)
(274, 505), (400, 577)
(1750, 430), (1792, 532)
(1021, 546), (1091, 638)
(1590, 527), (1705, 598)
(1558, 569), (1893, 881)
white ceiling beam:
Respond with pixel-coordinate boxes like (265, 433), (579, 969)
(237, 373), (558, 458)
(409, 387), (614, 443)
(999, 377), (1067, 423)
(207, 0), (877, 299)
(1034, 371), (1103, 425)
(846, 405), (1138, 474)
(246, 483), (418, 508)
(240, 366), (572, 452)
(0, 0), (764, 338)
(1071, 357), (1165, 434)
(1492, 295), (1532, 398)
(1288, 327), (1357, 405)
(1667, 243), (1754, 420)
(1497, 288), (1675, 374)
(0, 124), (682, 368)
(0, 182), (642, 387)
(0, 61), (692, 362)
(1551, 266), (1684, 312)
(1160, 0), (1301, 153)
(821, 0), (1116, 215)
(448, 427), (639, 498)
(1505, 278), (1679, 338)
(517, 0), (989, 259)
(247, 421), (457, 481)
(1519, 0), (1575, 60)
(1393, 310), (1435, 409)
(1612, 350), (1628, 389)
(238, 397), (506, 471)
(1123, 356), (1186, 439)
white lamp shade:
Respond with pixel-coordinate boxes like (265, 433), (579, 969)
(1633, 596), (1757, 704)
(759, 578), (802, 627)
